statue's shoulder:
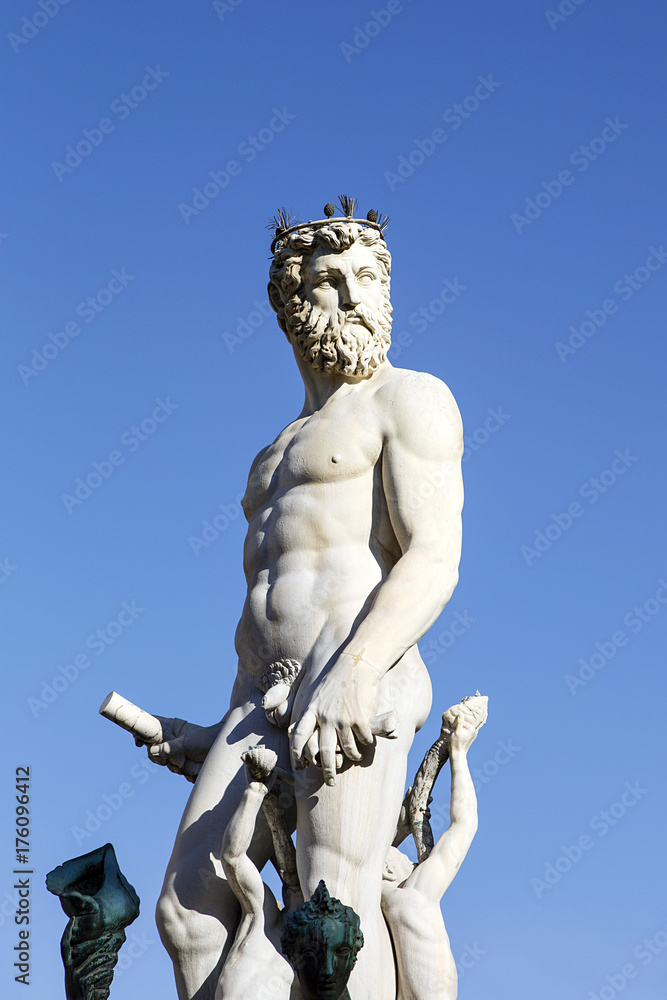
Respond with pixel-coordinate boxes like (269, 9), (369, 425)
(373, 365), (462, 434)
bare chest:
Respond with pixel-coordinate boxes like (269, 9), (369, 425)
(244, 401), (382, 516)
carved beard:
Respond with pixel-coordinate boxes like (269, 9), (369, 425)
(285, 295), (392, 377)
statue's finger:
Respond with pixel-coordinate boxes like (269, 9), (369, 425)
(147, 745), (167, 765)
(183, 760), (201, 782)
(151, 739), (177, 759)
(150, 737), (187, 769)
(318, 725), (338, 786)
(289, 710), (317, 762)
(371, 711), (399, 738)
(338, 726), (362, 761)
(304, 731), (320, 765)
(351, 722), (374, 746)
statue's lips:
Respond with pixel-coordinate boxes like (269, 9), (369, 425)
(316, 983), (342, 999)
(342, 314), (372, 331)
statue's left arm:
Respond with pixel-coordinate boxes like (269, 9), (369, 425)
(291, 372), (463, 783)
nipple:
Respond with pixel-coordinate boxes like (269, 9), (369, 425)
(331, 454), (341, 464)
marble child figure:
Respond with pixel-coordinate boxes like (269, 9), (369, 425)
(214, 746), (298, 1000)
(122, 198), (465, 1000)
(382, 694), (488, 1000)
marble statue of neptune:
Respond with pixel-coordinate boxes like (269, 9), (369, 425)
(147, 200), (465, 1000)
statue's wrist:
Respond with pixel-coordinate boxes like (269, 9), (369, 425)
(339, 650), (383, 677)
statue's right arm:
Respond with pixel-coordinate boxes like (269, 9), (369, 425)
(144, 717), (223, 781)
(220, 781), (271, 917)
(139, 668), (256, 780)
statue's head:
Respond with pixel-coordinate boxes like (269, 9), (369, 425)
(382, 846), (415, 891)
(268, 202), (392, 378)
(281, 880), (363, 1000)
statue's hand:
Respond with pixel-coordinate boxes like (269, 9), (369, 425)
(289, 658), (382, 785)
(139, 718), (221, 783)
(444, 696), (487, 754)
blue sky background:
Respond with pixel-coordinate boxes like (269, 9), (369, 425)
(2, 1), (666, 997)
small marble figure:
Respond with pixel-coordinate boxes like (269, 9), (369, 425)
(382, 695), (488, 1000)
(46, 843), (140, 1000)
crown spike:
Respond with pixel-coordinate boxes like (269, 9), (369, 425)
(338, 194), (358, 218)
(266, 207), (298, 236)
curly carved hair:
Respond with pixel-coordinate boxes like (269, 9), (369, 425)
(268, 222), (391, 337)
(281, 880), (364, 962)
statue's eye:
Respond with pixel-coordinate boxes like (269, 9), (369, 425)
(336, 946), (351, 957)
(316, 278), (335, 288)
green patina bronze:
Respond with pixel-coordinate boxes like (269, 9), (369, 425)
(281, 881), (363, 1000)
(46, 842), (140, 1000)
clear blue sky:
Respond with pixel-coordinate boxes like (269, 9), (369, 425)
(2, 1), (666, 997)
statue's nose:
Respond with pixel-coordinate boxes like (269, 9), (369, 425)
(322, 954), (336, 979)
(339, 276), (361, 309)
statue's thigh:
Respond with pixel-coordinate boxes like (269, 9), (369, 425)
(296, 728), (412, 893)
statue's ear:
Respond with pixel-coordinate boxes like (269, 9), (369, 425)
(267, 281), (283, 316)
